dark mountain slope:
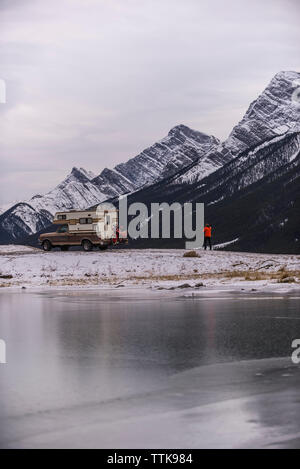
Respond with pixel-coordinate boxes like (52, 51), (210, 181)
(205, 155), (300, 253)
(122, 131), (300, 252)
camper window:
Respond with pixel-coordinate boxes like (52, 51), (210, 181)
(79, 218), (93, 225)
(57, 214), (66, 220)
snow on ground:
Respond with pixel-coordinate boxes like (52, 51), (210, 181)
(0, 245), (40, 254)
(0, 246), (299, 290)
(214, 238), (239, 249)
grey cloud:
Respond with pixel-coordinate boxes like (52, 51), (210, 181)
(0, 0), (299, 203)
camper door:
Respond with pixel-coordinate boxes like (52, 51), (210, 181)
(96, 211), (114, 239)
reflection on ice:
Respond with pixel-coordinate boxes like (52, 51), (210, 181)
(0, 289), (300, 448)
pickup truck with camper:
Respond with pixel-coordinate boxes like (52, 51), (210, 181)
(39, 205), (127, 252)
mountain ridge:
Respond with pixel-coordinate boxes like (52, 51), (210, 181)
(0, 125), (220, 242)
(1, 70), (300, 253)
(120, 70), (300, 252)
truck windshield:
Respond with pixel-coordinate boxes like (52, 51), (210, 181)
(57, 225), (68, 233)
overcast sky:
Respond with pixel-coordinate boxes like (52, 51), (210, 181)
(0, 0), (299, 203)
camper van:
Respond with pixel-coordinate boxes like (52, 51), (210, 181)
(39, 205), (127, 252)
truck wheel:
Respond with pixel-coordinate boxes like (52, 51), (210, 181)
(82, 240), (93, 252)
(42, 240), (52, 252)
(60, 246), (69, 251)
(99, 245), (108, 251)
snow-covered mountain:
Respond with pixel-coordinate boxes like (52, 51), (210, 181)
(91, 125), (220, 196)
(0, 167), (110, 242)
(0, 127), (220, 242)
(108, 125), (220, 188)
(176, 70), (300, 185)
(29, 167), (108, 215)
(124, 71), (300, 253)
(0, 203), (52, 243)
(225, 71), (300, 153)
(2, 70), (299, 252)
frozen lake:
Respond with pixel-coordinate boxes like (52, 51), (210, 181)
(0, 288), (300, 448)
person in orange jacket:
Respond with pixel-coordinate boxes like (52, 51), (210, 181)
(203, 224), (212, 250)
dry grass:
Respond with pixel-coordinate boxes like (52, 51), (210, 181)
(46, 276), (108, 286)
(113, 269), (300, 284)
(1, 267), (299, 288)
(183, 250), (199, 258)
(278, 275), (296, 283)
(127, 273), (203, 282)
(219, 269), (300, 282)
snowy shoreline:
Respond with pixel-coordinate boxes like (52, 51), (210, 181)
(0, 245), (299, 292)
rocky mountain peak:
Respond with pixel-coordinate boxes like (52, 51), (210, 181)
(167, 124), (219, 144)
(225, 70), (300, 156)
(70, 167), (95, 181)
(168, 124), (192, 136)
